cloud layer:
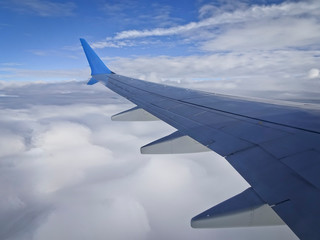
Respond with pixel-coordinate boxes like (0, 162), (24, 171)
(0, 81), (299, 239)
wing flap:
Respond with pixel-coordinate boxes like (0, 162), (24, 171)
(111, 106), (159, 121)
(191, 188), (284, 228)
(141, 131), (210, 154)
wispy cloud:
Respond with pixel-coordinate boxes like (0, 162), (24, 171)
(2, 0), (76, 17)
(101, 1), (182, 28)
(92, 39), (135, 49)
(94, 1), (320, 51)
(0, 23), (11, 29)
(0, 62), (22, 67)
(0, 66), (89, 82)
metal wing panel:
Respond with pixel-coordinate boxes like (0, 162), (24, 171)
(272, 190), (320, 240)
(260, 133), (320, 159)
(220, 121), (290, 144)
(185, 96), (320, 133)
(108, 73), (320, 134)
(281, 150), (320, 190)
(226, 146), (308, 204)
(226, 146), (320, 239)
(156, 102), (206, 118)
(190, 111), (239, 129)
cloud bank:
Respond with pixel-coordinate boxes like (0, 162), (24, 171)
(0, 81), (298, 239)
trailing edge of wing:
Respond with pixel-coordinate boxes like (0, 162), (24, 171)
(141, 131), (210, 154)
(80, 38), (113, 75)
(111, 107), (159, 121)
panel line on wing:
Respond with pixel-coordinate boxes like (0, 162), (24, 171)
(107, 75), (320, 135)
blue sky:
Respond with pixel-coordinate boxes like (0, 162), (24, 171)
(1, 0), (319, 91)
(0, 0), (203, 70)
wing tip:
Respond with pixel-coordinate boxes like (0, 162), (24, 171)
(87, 77), (99, 85)
(80, 38), (113, 75)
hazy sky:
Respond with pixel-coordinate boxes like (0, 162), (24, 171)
(0, 0), (320, 239)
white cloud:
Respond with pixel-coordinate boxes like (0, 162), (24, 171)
(92, 38), (136, 49)
(0, 82), (297, 240)
(2, 47), (319, 99)
(106, 49), (320, 97)
(308, 68), (320, 79)
(101, 1), (181, 29)
(0, 67), (88, 82)
(0, 132), (25, 158)
(198, 4), (219, 19)
(95, 0), (320, 51)
(201, 17), (320, 51)
(34, 197), (150, 240)
(31, 122), (112, 193)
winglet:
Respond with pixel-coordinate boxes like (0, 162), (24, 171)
(80, 38), (112, 75)
(87, 77), (99, 85)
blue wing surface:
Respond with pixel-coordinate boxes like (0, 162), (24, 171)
(80, 39), (320, 240)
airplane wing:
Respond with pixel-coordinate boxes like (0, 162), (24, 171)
(80, 38), (320, 240)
